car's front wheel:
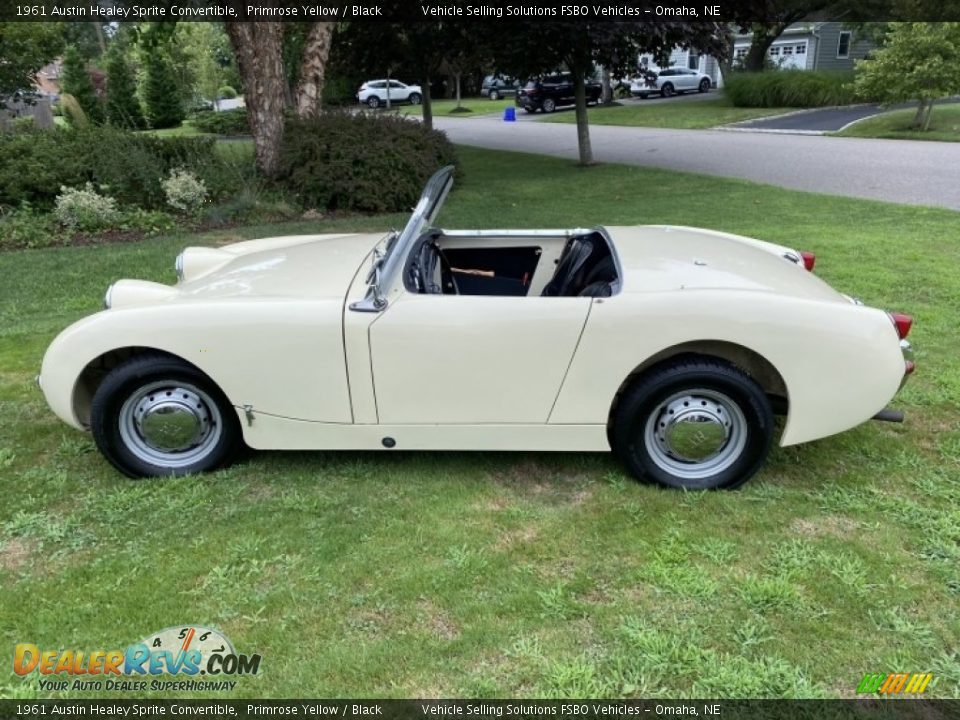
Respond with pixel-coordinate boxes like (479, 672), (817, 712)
(699, 78), (711, 93)
(90, 354), (243, 479)
(611, 358), (773, 490)
(408, 92), (422, 105)
(542, 98), (557, 113)
(488, 89), (500, 100)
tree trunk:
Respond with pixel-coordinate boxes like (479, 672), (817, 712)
(421, 75), (433, 130)
(922, 100), (935, 131)
(744, 22), (789, 72)
(226, 22), (286, 178)
(601, 69), (612, 105)
(572, 72), (593, 166)
(91, 22), (106, 55)
(455, 72), (462, 108)
(912, 98), (929, 129)
(295, 22), (335, 118)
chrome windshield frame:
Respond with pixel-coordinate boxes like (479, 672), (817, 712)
(349, 165), (455, 312)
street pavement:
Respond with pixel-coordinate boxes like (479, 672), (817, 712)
(434, 115), (960, 211)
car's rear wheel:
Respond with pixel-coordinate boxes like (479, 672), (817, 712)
(542, 98), (557, 113)
(367, 96), (381, 109)
(661, 83), (675, 98)
(409, 92), (422, 105)
(611, 359), (774, 490)
(699, 78), (711, 93)
(489, 89), (500, 100)
(90, 354), (243, 479)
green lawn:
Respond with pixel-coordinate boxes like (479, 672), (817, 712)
(836, 103), (960, 142)
(392, 97), (515, 118)
(540, 97), (794, 129)
(140, 121), (211, 138)
(2, 147), (960, 699)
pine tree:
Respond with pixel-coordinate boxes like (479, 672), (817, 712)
(60, 45), (103, 124)
(142, 46), (185, 129)
(104, 47), (145, 129)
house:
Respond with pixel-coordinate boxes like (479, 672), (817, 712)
(733, 22), (874, 72)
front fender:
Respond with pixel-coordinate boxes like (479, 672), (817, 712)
(40, 299), (351, 430)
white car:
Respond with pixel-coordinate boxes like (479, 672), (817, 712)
(38, 166), (914, 490)
(357, 80), (422, 108)
(631, 68), (712, 98)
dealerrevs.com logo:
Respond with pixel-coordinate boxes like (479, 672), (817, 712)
(13, 625), (262, 692)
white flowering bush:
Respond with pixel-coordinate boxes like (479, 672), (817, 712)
(162, 168), (208, 214)
(53, 184), (120, 231)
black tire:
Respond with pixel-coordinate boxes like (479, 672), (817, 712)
(523, 106), (536, 114)
(699, 78), (711, 93)
(542, 98), (557, 113)
(90, 353), (243, 479)
(661, 83), (675, 98)
(367, 96), (381, 109)
(489, 89), (500, 100)
(408, 92), (422, 105)
(611, 358), (774, 490)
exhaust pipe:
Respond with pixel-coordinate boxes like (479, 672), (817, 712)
(872, 408), (905, 423)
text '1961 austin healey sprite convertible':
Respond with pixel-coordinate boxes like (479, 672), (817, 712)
(39, 166), (915, 489)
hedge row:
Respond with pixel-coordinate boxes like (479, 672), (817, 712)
(724, 70), (867, 108)
(0, 126), (221, 209)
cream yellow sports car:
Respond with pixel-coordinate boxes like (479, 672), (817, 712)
(39, 166), (914, 489)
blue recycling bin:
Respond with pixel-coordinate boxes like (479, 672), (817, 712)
(503, 106), (516, 122)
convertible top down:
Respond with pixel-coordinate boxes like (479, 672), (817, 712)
(39, 166), (915, 489)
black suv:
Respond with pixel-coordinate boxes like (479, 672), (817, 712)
(481, 75), (518, 100)
(516, 72), (602, 113)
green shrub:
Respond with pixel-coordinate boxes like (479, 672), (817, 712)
(724, 70), (867, 108)
(189, 107), (250, 135)
(54, 183), (120, 231)
(162, 168), (208, 214)
(277, 111), (459, 213)
(218, 85), (237, 99)
(0, 204), (59, 249)
(0, 125), (222, 209)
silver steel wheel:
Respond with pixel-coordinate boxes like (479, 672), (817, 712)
(118, 380), (223, 469)
(643, 388), (748, 481)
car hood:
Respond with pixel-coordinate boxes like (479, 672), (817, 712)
(108, 233), (382, 309)
(607, 225), (846, 302)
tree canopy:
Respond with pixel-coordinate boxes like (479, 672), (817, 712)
(854, 22), (960, 130)
(0, 22), (64, 101)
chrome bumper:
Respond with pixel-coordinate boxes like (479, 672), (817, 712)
(900, 339), (914, 390)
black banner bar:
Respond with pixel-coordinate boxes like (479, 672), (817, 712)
(2, 700), (959, 720)
(3, 0), (960, 22)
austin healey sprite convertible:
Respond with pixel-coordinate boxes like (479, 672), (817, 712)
(39, 166), (915, 489)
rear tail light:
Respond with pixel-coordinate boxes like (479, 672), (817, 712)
(889, 312), (913, 339)
(905, 360), (916, 375)
(799, 251), (815, 271)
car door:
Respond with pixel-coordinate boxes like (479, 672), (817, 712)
(369, 293), (591, 424)
(388, 80), (407, 102)
(679, 69), (697, 91)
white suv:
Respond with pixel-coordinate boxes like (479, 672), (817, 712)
(357, 80), (423, 108)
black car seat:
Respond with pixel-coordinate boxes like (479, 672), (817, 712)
(577, 256), (617, 297)
(541, 237), (598, 297)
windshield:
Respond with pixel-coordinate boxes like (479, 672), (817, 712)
(350, 165), (455, 312)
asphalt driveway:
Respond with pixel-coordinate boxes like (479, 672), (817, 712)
(433, 116), (960, 211)
(730, 98), (960, 133)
